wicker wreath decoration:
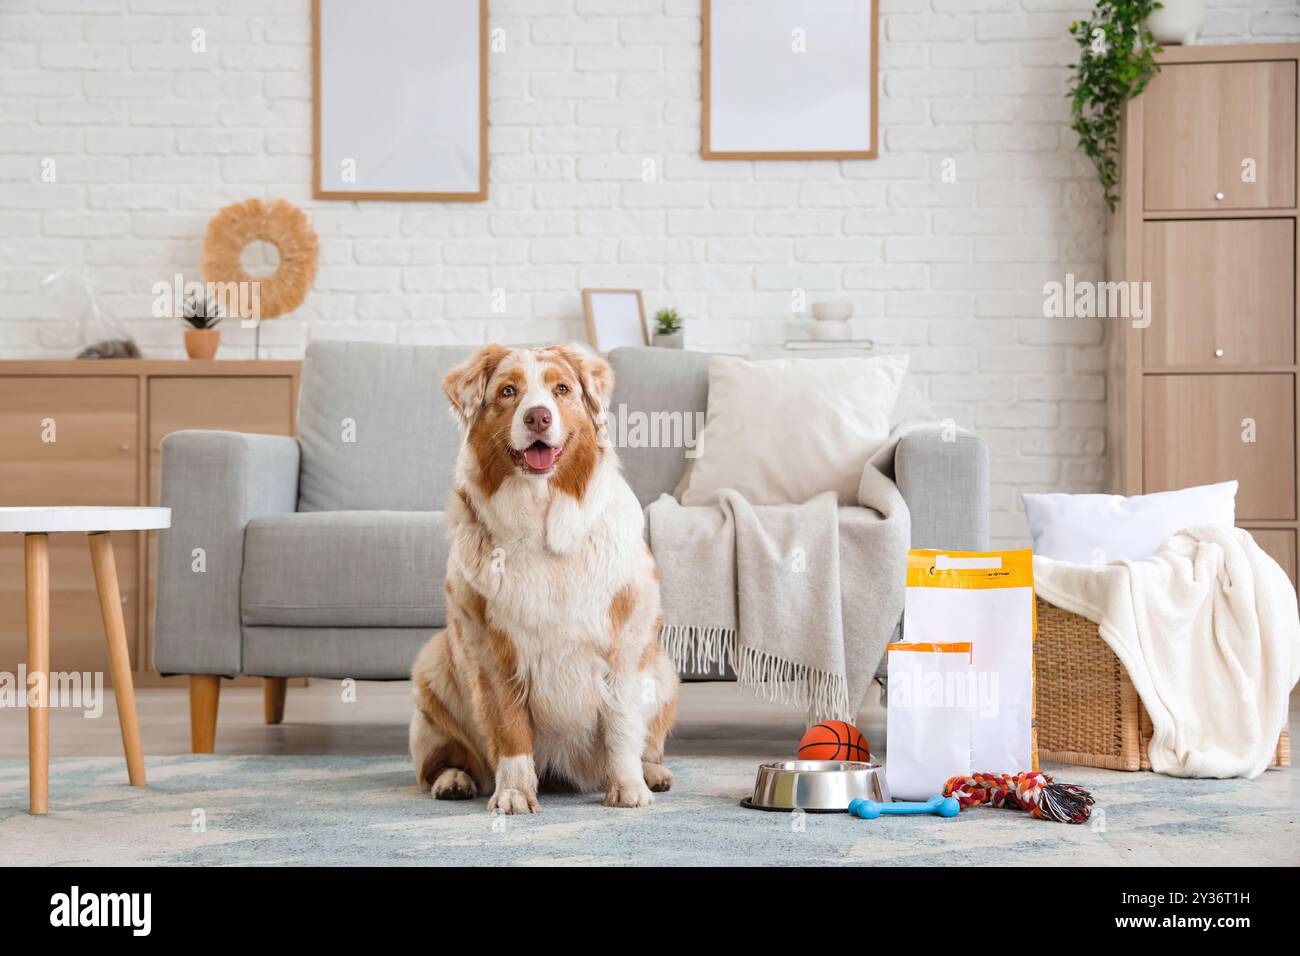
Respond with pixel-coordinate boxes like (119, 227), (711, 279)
(201, 198), (319, 320)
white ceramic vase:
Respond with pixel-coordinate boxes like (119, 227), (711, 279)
(1145, 0), (1206, 46)
(810, 299), (853, 341)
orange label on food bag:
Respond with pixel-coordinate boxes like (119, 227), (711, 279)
(887, 642), (973, 655)
(906, 548), (1035, 589)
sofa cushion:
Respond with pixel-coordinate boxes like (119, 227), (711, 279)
(241, 510), (448, 628)
(242, 626), (432, 680)
(608, 346), (934, 508)
(297, 341), (473, 512)
(680, 352), (909, 506)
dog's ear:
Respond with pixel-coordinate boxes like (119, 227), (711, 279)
(548, 344), (614, 423)
(443, 344), (509, 428)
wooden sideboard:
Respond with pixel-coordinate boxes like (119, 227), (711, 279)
(0, 360), (301, 682)
(1108, 44), (1300, 587)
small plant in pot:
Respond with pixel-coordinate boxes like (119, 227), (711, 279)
(182, 291), (222, 360)
(652, 307), (683, 349)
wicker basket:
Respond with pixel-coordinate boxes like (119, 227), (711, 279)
(1035, 597), (1291, 771)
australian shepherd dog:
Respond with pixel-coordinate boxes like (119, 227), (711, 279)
(410, 344), (679, 812)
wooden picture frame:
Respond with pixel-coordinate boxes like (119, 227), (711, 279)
(702, 0), (878, 160)
(312, 0), (488, 201)
(582, 289), (648, 353)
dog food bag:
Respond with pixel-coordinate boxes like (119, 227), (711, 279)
(902, 549), (1037, 775)
(885, 642), (975, 801)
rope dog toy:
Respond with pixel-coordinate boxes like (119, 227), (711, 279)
(943, 771), (1095, 824)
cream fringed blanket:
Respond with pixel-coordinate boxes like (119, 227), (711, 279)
(646, 447), (910, 723)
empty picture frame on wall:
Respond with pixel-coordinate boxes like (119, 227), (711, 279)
(312, 0), (487, 200)
(703, 0), (878, 160)
(583, 289), (648, 353)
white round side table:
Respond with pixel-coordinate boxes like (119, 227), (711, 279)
(0, 506), (171, 815)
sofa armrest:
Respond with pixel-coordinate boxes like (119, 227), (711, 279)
(893, 424), (988, 552)
(154, 431), (300, 677)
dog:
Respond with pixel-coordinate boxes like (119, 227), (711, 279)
(409, 343), (679, 813)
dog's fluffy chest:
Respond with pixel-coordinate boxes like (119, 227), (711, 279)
(472, 531), (614, 754)
(474, 463), (639, 649)
(473, 477), (643, 738)
(489, 520), (628, 659)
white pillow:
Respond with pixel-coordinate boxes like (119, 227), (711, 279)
(1021, 481), (1238, 564)
(680, 353), (909, 506)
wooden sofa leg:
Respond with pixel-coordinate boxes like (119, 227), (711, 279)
(189, 675), (220, 754)
(263, 677), (287, 725)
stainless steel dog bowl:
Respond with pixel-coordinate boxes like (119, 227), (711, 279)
(742, 760), (890, 813)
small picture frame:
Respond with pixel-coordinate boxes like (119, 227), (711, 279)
(582, 289), (648, 353)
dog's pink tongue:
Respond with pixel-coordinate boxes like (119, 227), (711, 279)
(524, 444), (558, 471)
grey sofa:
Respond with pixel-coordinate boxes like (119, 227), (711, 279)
(155, 341), (988, 750)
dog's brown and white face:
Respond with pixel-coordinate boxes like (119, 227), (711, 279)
(443, 344), (614, 498)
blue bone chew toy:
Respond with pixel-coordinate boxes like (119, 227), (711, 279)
(848, 795), (961, 819)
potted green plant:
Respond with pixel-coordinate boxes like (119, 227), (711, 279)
(182, 290), (222, 360)
(652, 307), (683, 349)
(1067, 1), (1163, 212)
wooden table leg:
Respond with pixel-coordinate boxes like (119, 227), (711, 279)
(88, 532), (147, 787)
(25, 533), (50, 815)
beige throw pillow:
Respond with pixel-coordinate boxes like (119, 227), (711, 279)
(680, 353), (910, 506)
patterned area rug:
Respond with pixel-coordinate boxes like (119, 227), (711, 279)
(0, 755), (1295, 866)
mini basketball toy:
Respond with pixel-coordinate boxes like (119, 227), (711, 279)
(797, 720), (871, 762)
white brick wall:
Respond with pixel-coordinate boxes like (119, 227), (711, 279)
(0, 0), (1296, 545)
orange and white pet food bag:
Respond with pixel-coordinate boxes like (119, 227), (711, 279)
(902, 549), (1038, 776)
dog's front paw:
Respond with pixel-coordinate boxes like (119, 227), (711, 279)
(604, 780), (655, 808)
(489, 787), (539, 815)
(431, 768), (478, 801)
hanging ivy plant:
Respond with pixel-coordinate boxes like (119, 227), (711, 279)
(1068, 1), (1163, 212)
